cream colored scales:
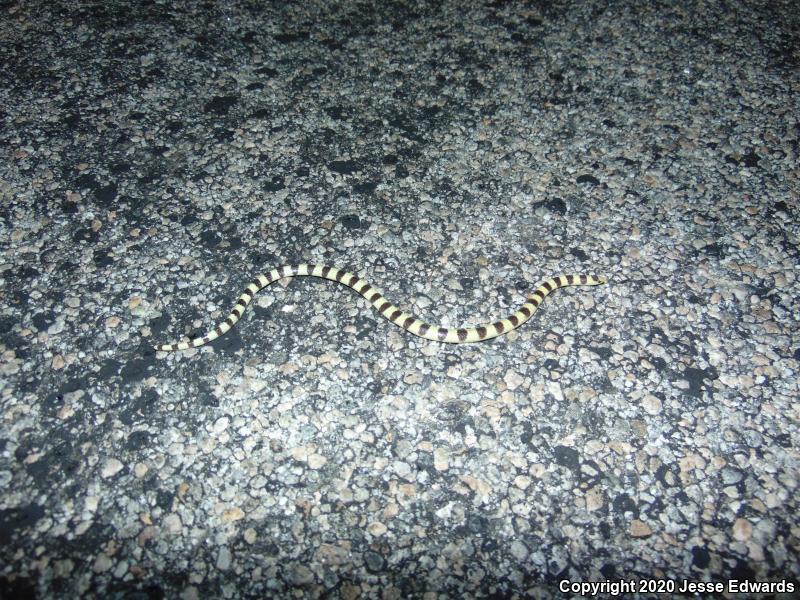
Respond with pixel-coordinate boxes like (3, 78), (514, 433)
(154, 263), (607, 352)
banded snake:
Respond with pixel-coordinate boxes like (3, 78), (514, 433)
(155, 263), (606, 351)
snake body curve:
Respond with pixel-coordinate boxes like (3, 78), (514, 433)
(155, 264), (606, 352)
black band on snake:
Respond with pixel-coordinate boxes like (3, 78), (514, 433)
(154, 264), (607, 352)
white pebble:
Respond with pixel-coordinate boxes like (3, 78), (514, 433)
(101, 458), (124, 478)
(212, 417), (230, 433)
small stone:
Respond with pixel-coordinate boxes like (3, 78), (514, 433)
(586, 487), (604, 511)
(383, 586), (402, 600)
(85, 496), (99, 513)
(101, 458), (124, 478)
(433, 448), (449, 471)
(308, 453), (327, 469)
(216, 547), (232, 571)
(288, 564), (314, 586)
(290, 445), (308, 461)
(113, 560), (128, 579)
(630, 419), (648, 438)
(222, 507), (245, 523)
(244, 528), (257, 544)
(315, 543), (349, 566)
(54, 559), (74, 577)
(367, 521), (388, 536)
(364, 550), (385, 572)
(137, 526), (156, 547)
(93, 553), (113, 573)
(630, 520), (652, 537)
(167, 442), (185, 457)
(393, 461), (412, 479)
(747, 541), (765, 561)
(403, 371), (423, 385)
(342, 583), (361, 600)
(2, 353), (20, 375)
(509, 540), (529, 561)
(733, 518), (753, 541)
(546, 381), (564, 401)
(642, 394), (662, 415)
(513, 475), (531, 490)
(504, 368), (524, 390)
(460, 475), (491, 497)
(212, 417), (229, 433)
(398, 483), (416, 498)
(164, 513), (182, 534)
(721, 468), (744, 485)
(435, 503), (453, 519)
(180, 586), (199, 600)
(57, 401), (75, 419)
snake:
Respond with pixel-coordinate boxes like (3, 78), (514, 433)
(154, 264), (606, 352)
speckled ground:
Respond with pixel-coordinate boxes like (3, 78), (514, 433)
(1, 0), (798, 598)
